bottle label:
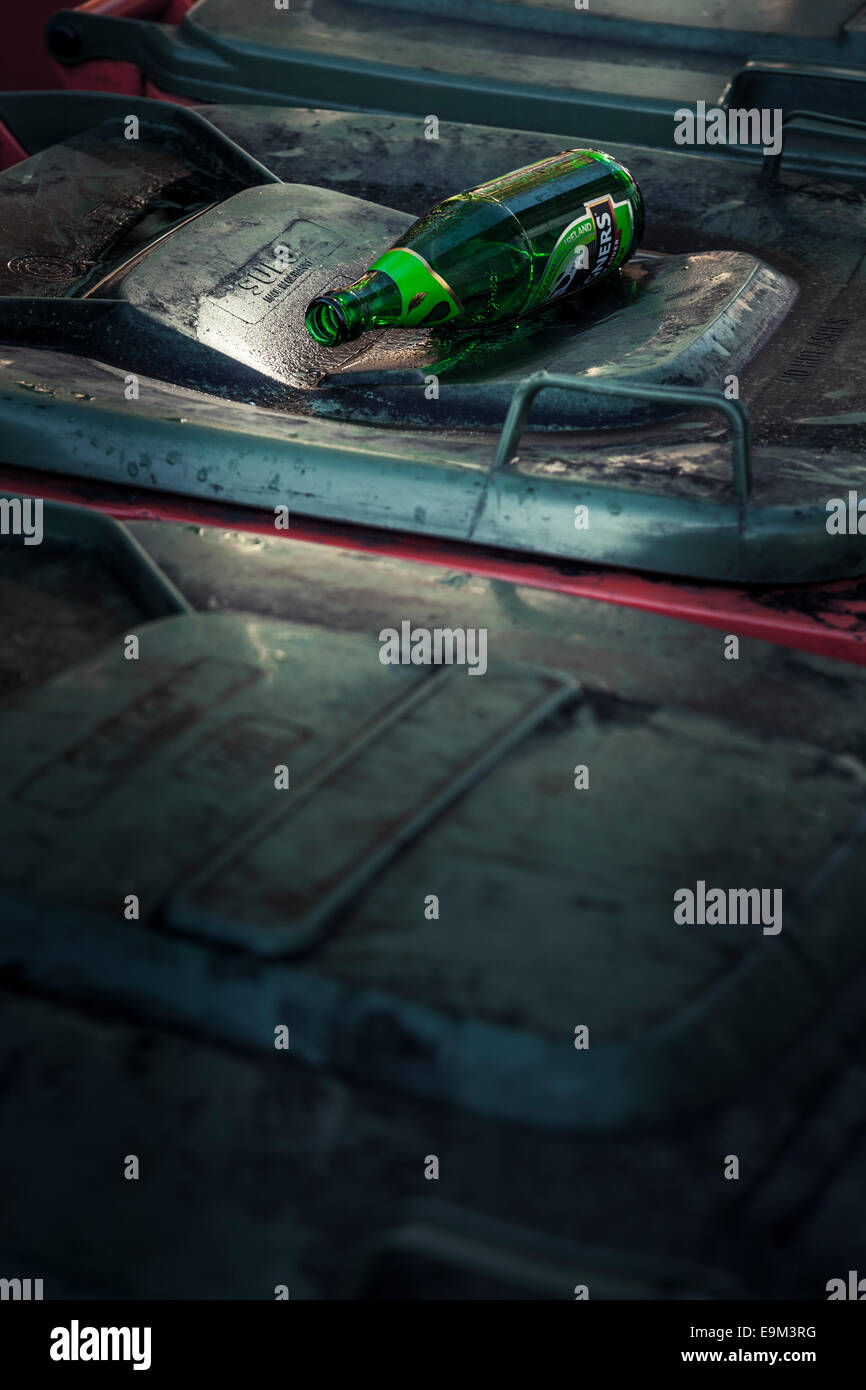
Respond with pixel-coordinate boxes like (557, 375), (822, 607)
(524, 191), (637, 311)
(368, 246), (462, 328)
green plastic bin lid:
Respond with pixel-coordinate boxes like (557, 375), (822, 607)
(2, 501), (866, 1134)
(109, 180), (796, 415)
(0, 96), (864, 583)
(45, 0), (866, 157)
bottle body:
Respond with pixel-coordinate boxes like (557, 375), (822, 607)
(305, 148), (644, 345)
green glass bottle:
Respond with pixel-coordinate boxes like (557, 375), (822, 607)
(305, 147), (644, 345)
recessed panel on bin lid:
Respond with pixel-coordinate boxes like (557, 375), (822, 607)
(318, 249), (796, 429)
(1, 605), (865, 1132)
(0, 612), (574, 919)
(110, 183), (415, 389)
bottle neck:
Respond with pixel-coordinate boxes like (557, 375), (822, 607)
(305, 270), (401, 346)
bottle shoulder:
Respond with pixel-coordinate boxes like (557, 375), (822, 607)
(399, 193), (524, 255)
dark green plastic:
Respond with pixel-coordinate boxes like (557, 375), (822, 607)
(3, 504), (866, 1133)
(43, 4), (866, 176)
(0, 94), (864, 584)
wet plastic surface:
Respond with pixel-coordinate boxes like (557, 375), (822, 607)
(0, 97), (863, 584)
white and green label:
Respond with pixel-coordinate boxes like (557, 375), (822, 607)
(526, 192), (636, 311)
(367, 245), (462, 327)
(525, 212), (595, 310)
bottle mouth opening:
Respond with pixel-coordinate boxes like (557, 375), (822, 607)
(305, 295), (352, 345)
